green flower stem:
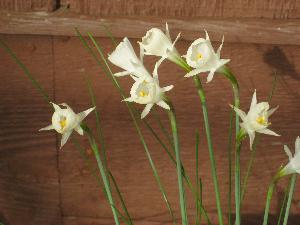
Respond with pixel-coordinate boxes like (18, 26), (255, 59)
(235, 140), (242, 225)
(277, 176), (291, 225)
(235, 129), (246, 225)
(219, 66), (240, 225)
(263, 179), (277, 225)
(167, 100), (188, 225)
(283, 174), (297, 225)
(219, 66), (240, 135)
(227, 109), (234, 225)
(262, 171), (283, 225)
(192, 75), (224, 225)
(83, 126), (120, 225)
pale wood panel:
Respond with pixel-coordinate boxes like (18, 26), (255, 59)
(0, 0), (57, 12)
(1, 11), (299, 46)
(0, 35), (61, 224)
(61, 0), (300, 19)
(53, 35), (300, 224)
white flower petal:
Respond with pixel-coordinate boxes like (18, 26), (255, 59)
(51, 102), (61, 111)
(184, 68), (205, 78)
(122, 97), (135, 102)
(161, 85), (174, 92)
(206, 69), (216, 83)
(204, 30), (210, 40)
(257, 128), (280, 136)
(267, 106), (279, 117)
(232, 106), (247, 121)
(141, 103), (154, 119)
(216, 35), (224, 58)
(165, 22), (171, 40)
(250, 90), (257, 108)
(114, 71), (131, 77)
(77, 107), (96, 122)
(284, 145), (293, 160)
(156, 100), (170, 110)
(60, 131), (72, 148)
(248, 131), (255, 150)
(39, 124), (54, 131)
(153, 58), (164, 79)
(74, 125), (84, 135)
(295, 136), (300, 154)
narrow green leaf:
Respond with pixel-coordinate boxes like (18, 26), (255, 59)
(195, 129), (201, 225)
(109, 171), (133, 225)
(283, 174), (297, 225)
(277, 176), (291, 225)
(0, 38), (51, 104)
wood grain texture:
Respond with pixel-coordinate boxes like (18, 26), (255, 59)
(0, 0), (57, 12)
(0, 35), (61, 225)
(1, 34), (300, 224)
(53, 36), (300, 224)
(0, 11), (300, 46)
(61, 0), (300, 19)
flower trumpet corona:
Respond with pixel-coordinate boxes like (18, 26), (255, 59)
(124, 61), (174, 119)
(39, 102), (95, 148)
(184, 31), (230, 83)
(232, 90), (279, 149)
(280, 137), (300, 176)
(139, 23), (182, 66)
(108, 37), (151, 79)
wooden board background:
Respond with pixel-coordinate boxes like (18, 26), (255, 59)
(1, 0), (300, 224)
(61, 0), (300, 19)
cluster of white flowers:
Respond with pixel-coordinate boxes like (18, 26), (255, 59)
(38, 24), (300, 179)
(108, 23), (231, 120)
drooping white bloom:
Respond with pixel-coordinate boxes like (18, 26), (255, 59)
(124, 61), (174, 119)
(232, 90), (279, 149)
(39, 102), (95, 148)
(108, 37), (151, 78)
(184, 31), (230, 83)
(280, 137), (300, 176)
(139, 23), (181, 64)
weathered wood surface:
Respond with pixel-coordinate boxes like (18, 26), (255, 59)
(0, 35), (61, 224)
(1, 34), (300, 225)
(61, 0), (300, 19)
(0, 0), (57, 12)
(1, 10), (300, 46)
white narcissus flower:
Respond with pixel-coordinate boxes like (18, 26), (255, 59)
(281, 137), (300, 176)
(39, 102), (95, 148)
(184, 31), (230, 83)
(233, 90), (280, 149)
(139, 23), (181, 64)
(108, 37), (151, 79)
(124, 61), (174, 119)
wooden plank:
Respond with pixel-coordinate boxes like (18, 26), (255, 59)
(0, 10), (300, 46)
(53, 36), (300, 224)
(61, 0), (300, 19)
(0, 0), (57, 12)
(0, 35), (61, 224)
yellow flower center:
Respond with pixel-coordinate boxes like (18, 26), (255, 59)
(256, 116), (269, 126)
(196, 53), (203, 59)
(139, 91), (148, 97)
(59, 117), (67, 131)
